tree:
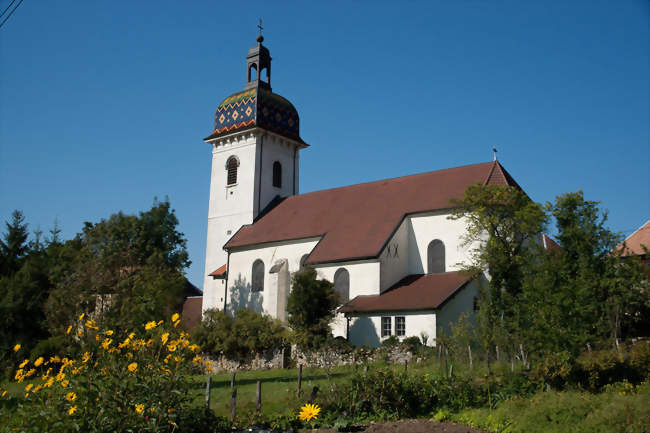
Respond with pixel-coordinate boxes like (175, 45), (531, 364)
(287, 267), (339, 349)
(521, 191), (649, 354)
(449, 184), (546, 359)
(45, 198), (190, 335)
(0, 210), (30, 275)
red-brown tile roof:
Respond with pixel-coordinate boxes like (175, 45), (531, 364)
(208, 264), (227, 278)
(339, 272), (472, 313)
(616, 221), (650, 256)
(225, 161), (521, 264)
(542, 234), (561, 252)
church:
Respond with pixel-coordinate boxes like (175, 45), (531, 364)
(200, 35), (522, 347)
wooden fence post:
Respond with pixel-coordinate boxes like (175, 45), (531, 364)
(256, 380), (262, 412)
(468, 345), (473, 371)
(231, 371), (236, 388)
(308, 386), (319, 403)
(297, 364), (303, 397)
(495, 345), (500, 362)
(230, 388), (237, 422)
(404, 359), (408, 374)
(204, 376), (211, 409)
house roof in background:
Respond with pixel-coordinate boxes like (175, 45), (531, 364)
(225, 161), (521, 264)
(339, 271), (472, 314)
(617, 220), (650, 256)
(208, 264), (227, 279)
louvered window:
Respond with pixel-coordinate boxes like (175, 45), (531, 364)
(226, 157), (238, 185)
(272, 161), (282, 188)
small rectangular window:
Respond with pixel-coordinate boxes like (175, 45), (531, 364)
(381, 317), (392, 337)
(395, 316), (405, 336)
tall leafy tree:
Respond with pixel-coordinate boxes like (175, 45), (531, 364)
(45, 198), (190, 334)
(448, 184), (546, 358)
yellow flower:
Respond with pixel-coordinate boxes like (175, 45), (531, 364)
(68, 405), (77, 415)
(82, 352), (91, 363)
(128, 362), (138, 373)
(135, 404), (145, 414)
(144, 321), (157, 331)
(13, 344), (21, 352)
(173, 320), (180, 328)
(105, 330), (114, 336)
(65, 392), (77, 402)
(66, 325), (72, 335)
(56, 372), (66, 382)
(77, 330), (84, 337)
(298, 403), (321, 422)
(60, 379), (69, 388)
(25, 384), (33, 392)
(19, 359), (29, 368)
(1, 390), (6, 397)
(101, 338), (113, 350)
(161, 333), (170, 345)
(85, 320), (98, 330)
(167, 344), (177, 352)
(34, 357), (44, 367)
(44, 377), (54, 388)
(171, 313), (180, 322)
(78, 313), (85, 320)
(192, 356), (202, 365)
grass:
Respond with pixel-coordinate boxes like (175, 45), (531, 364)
(190, 364), (357, 418)
(450, 381), (650, 433)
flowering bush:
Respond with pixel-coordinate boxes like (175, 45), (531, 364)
(0, 312), (228, 433)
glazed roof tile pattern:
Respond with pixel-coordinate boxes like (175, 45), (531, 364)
(205, 88), (302, 142)
(224, 161), (521, 264)
(339, 272), (471, 313)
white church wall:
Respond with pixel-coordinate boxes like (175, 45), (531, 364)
(346, 311), (437, 348)
(225, 237), (321, 318)
(379, 218), (410, 292)
(407, 212), (474, 274)
(435, 279), (480, 340)
(255, 133), (300, 211)
(203, 132), (259, 312)
(314, 260), (381, 339)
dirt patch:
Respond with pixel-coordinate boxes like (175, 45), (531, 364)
(303, 419), (487, 433)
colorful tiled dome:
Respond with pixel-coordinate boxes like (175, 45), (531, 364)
(205, 87), (301, 142)
(204, 36), (303, 143)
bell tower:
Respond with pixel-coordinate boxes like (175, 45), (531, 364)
(201, 32), (308, 312)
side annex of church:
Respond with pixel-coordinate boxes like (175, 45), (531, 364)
(201, 35), (520, 347)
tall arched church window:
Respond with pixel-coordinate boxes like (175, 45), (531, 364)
(272, 161), (282, 188)
(226, 156), (239, 186)
(333, 268), (350, 303)
(252, 259), (264, 292)
(427, 240), (445, 274)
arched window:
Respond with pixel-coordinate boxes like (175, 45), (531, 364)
(226, 156), (238, 186)
(299, 254), (309, 270)
(427, 240), (445, 274)
(272, 161), (282, 188)
(333, 268), (350, 303)
(248, 63), (257, 82)
(252, 259), (264, 292)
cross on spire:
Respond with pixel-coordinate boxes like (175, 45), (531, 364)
(257, 18), (263, 37)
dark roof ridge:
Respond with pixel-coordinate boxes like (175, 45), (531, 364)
(289, 160), (496, 200)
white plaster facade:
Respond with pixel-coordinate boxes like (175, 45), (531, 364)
(202, 129), (303, 312)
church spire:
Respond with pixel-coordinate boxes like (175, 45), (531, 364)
(245, 19), (272, 91)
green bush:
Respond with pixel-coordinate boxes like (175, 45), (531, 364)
(401, 336), (422, 353)
(192, 308), (287, 359)
(29, 335), (71, 362)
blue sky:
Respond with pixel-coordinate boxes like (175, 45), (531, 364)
(1, 0), (648, 289)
